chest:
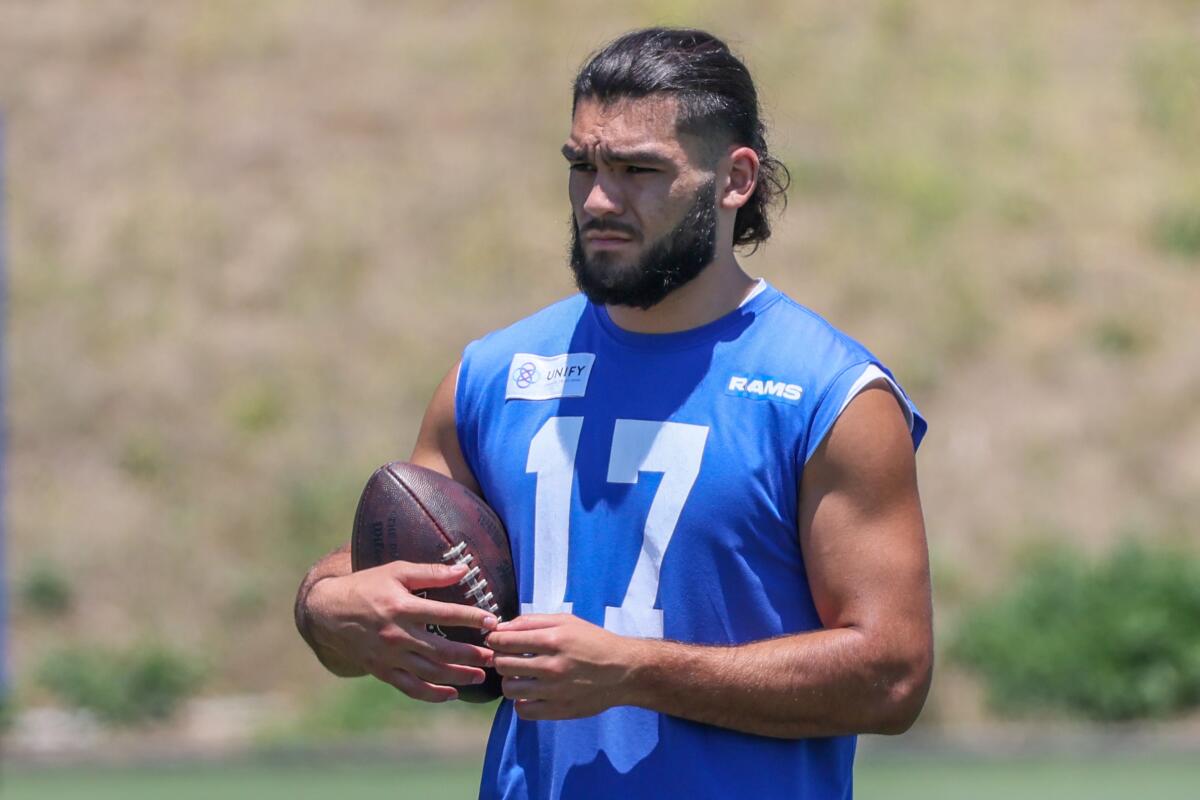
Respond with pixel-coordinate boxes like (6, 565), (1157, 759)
(473, 365), (810, 639)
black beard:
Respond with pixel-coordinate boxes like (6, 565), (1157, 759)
(569, 178), (718, 310)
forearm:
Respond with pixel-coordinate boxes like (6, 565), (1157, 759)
(294, 544), (365, 677)
(622, 627), (931, 739)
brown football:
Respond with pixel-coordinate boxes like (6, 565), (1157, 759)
(350, 461), (518, 703)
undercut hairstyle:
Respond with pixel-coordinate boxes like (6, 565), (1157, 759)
(572, 27), (790, 250)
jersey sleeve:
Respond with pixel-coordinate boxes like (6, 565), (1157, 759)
(802, 360), (928, 465)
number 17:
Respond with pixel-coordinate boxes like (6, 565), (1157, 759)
(523, 417), (709, 638)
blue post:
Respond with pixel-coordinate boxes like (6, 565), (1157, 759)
(0, 113), (8, 698)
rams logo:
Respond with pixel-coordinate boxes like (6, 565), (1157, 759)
(727, 375), (803, 404)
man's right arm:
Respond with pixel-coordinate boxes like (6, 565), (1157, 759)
(293, 360), (497, 702)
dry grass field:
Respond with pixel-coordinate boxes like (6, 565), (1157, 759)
(1, 0), (1198, 733)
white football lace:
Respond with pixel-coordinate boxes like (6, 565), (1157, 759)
(442, 541), (501, 617)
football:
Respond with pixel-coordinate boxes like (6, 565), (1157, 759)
(350, 461), (518, 703)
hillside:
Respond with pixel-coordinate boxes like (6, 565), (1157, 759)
(2, 0), (1198, 727)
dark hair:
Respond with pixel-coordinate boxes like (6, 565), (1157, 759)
(572, 28), (790, 250)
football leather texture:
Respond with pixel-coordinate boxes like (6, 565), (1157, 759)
(350, 461), (518, 703)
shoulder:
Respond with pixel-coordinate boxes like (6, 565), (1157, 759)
(738, 289), (881, 404)
(762, 291), (878, 368)
(753, 287), (927, 456)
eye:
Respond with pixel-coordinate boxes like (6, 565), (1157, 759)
(569, 163), (596, 173)
(625, 166), (657, 174)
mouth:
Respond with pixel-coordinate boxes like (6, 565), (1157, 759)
(584, 231), (635, 249)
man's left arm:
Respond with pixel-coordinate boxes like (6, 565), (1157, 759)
(487, 382), (933, 738)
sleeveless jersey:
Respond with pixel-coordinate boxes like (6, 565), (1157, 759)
(455, 281), (927, 800)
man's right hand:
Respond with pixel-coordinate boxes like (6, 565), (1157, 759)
(305, 560), (498, 702)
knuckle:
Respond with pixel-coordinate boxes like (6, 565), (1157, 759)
(390, 559), (420, 576)
(412, 641), (441, 661)
(388, 594), (416, 617)
(406, 631), (435, 653)
(378, 625), (406, 645)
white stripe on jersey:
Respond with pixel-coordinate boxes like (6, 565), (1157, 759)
(836, 364), (915, 432)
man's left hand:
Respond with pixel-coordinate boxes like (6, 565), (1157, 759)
(487, 613), (640, 720)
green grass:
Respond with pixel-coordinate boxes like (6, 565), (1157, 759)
(0, 760), (483, 800)
(856, 754), (1200, 800)
(3, 755), (1198, 800)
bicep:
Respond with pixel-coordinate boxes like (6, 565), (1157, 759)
(409, 360), (483, 496)
(798, 382), (931, 643)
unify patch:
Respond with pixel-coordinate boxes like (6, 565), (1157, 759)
(506, 352), (596, 400)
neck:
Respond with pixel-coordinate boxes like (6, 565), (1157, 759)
(604, 248), (756, 334)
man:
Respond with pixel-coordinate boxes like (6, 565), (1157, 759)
(295, 28), (932, 799)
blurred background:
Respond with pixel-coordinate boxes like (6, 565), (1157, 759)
(1, 1), (1198, 797)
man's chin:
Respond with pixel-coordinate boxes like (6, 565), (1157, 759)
(575, 272), (672, 310)
(577, 256), (643, 288)
(581, 246), (640, 270)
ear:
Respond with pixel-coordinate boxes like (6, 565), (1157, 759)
(720, 146), (760, 211)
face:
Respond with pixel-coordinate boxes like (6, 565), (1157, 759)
(564, 95), (718, 309)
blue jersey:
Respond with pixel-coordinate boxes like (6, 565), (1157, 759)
(455, 281), (927, 800)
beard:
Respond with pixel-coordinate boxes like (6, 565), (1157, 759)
(569, 178), (718, 310)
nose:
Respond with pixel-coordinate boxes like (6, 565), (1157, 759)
(582, 171), (624, 219)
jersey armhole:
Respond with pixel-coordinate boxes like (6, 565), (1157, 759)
(802, 362), (926, 466)
(453, 349), (481, 483)
(833, 364), (915, 432)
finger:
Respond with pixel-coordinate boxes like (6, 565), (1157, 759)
(502, 676), (546, 702)
(378, 623), (493, 667)
(495, 613), (571, 631)
(373, 667), (457, 703)
(395, 651), (487, 687)
(413, 629), (494, 668)
(513, 698), (560, 720)
(400, 595), (498, 631)
(493, 654), (555, 678)
(486, 629), (559, 655)
(390, 561), (471, 591)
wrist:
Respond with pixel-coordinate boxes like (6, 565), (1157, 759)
(297, 575), (339, 649)
(619, 636), (668, 709)
(300, 575), (366, 677)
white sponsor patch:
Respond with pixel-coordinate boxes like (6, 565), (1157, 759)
(726, 374), (803, 404)
(506, 352), (596, 400)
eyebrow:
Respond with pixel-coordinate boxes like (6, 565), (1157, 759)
(561, 144), (673, 167)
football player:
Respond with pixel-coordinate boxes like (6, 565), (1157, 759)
(296, 27), (932, 800)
